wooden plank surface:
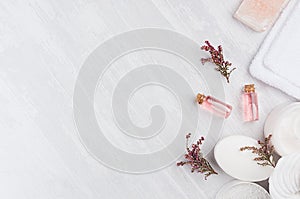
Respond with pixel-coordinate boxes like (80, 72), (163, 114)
(0, 0), (294, 198)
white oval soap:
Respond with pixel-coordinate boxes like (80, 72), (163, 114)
(214, 135), (274, 181)
(264, 102), (300, 156)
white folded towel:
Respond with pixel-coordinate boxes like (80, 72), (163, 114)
(250, 0), (300, 99)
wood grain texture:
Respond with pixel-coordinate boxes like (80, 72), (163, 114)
(0, 0), (294, 198)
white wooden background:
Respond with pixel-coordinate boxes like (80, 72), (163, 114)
(0, 0), (295, 198)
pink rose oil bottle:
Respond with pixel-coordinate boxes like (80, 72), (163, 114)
(243, 84), (259, 121)
(196, 93), (232, 119)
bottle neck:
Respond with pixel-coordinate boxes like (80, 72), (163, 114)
(244, 90), (255, 94)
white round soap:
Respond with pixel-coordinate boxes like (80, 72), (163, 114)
(264, 102), (300, 156)
(214, 135), (274, 181)
(216, 180), (270, 199)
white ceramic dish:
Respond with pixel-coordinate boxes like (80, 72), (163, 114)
(214, 135), (274, 182)
(264, 102), (300, 156)
(216, 180), (270, 199)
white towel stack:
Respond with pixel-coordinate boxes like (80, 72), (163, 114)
(250, 0), (300, 99)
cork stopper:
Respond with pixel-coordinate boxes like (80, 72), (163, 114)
(196, 93), (206, 104)
(244, 84), (255, 93)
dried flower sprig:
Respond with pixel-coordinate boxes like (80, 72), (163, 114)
(240, 134), (276, 168)
(201, 41), (236, 83)
(177, 133), (218, 180)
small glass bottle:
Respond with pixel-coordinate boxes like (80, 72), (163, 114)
(196, 93), (232, 119)
(243, 84), (259, 121)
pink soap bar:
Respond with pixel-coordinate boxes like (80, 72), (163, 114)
(234, 0), (289, 32)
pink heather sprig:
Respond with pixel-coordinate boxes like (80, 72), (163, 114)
(177, 133), (218, 180)
(240, 134), (276, 168)
(201, 41), (236, 83)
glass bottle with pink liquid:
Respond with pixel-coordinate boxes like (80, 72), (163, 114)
(196, 93), (232, 119)
(243, 84), (259, 121)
